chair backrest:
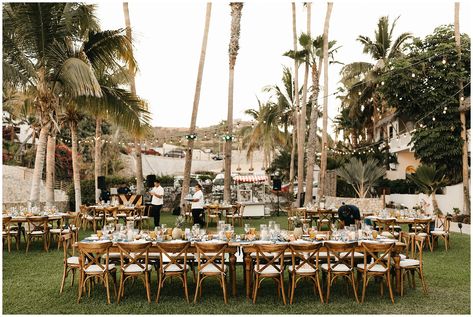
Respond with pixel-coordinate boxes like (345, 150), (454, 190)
(376, 218), (396, 236)
(78, 241), (113, 273)
(325, 241), (358, 272)
(254, 243), (288, 274)
(412, 234), (425, 265)
(117, 241), (152, 273)
(26, 216), (49, 233)
(104, 207), (118, 218)
(360, 241), (395, 272)
(2, 216), (12, 233)
(60, 232), (75, 260)
(318, 209), (333, 222)
(413, 218), (432, 234)
(289, 242), (322, 273)
(435, 215), (451, 232)
(156, 241), (190, 274)
(194, 242), (228, 274)
(398, 231), (412, 258)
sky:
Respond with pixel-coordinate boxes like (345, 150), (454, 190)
(95, 0), (471, 132)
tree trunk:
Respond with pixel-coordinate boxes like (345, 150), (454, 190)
(431, 191), (440, 213)
(290, 2), (301, 202)
(296, 2), (311, 206)
(94, 117), (102, 203)
(70, 121), (81, 212)
(318, 2), (333, 198)
(29, 124), (49, 205)
(181, 3), (212, 208)
(305, 58), (322, 205)
(289, 116), (297, 194)
(224, 3), (243, 204)
(134, 138), (144, 194)
(45, 132), (56, 207)
(454, 2), (470, 214)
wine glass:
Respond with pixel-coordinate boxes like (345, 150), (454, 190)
(244, 224), (250, 235)
(303, 223), (309, 235)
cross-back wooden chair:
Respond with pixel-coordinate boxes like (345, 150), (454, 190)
(412, 218), (432, 251)
(321, 241), (359, 303)
(103, 207), (118, 227)
(431, 215), (451, 251)
(205, 205), (220, 229)
(183, 203), (193, 223)
(116, 241), (152, 304)
(59, 232), (80, 294)
(126, 207), (144, 231)
(376, 218), (399, 239)
(357, 242), (395, 304)
(252, 243), (288, 305)
(2, 216), (20, 252)
(225, 204), (243, 227)
(156, 241), (191, 303)
(50, 213), (76, 250)
(79, 205), (90, 230)
(398, 231), (412, 260)
(194, 242), (228, 304)
(84, 207), (104, 233)
(400, 234), (428, 296)
(25, 216), (49, 254)
(317, 209), (334, 231)
(288, 208), (311, 230)
(288, 242), (324, 304)
(77, 241), (117, 304)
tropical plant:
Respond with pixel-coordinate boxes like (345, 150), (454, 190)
(182, 3), (212, 208)
(407, 164), (446, 214)
(3, 3), (103, 206)
(224, 2), (243, 203)
(335, 157), (386, 198)
(175, 215), (185, 228)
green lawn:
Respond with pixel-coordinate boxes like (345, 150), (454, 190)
(2, 213), (470, 314)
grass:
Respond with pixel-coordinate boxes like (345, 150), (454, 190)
(2, 213), (470, 314)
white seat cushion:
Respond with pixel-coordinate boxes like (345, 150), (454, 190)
(28, 230), (46, 235)
(50, 228), (71, 234)
(321, 263), (351, 272)
(399, 254), (407, 260)
(288, 263), (316, 273)
(123, 263), (152, 273)
(255, 264), (282, 274)
(381, 231), (399, 238)
(318, 252), (335, 258)
(67, 256), (80, 265)
(163, 264), (188, 272)
(431, 230), (447, 235)
(201, 264), (227, 274)
(417, 232), (428, 237)
(84, 263), (115, 273)
(340, 251), (364, 258)
(357, 263), (388, 272)
(116, 213), (127, 217)
(400, 259), (420, 268)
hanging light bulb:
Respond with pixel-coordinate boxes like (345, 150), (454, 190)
(381, 81), (385, 86)
(411, 73), (416, 78)
(432, 117), (436, 121)
(358, 91), (362, 96)
(442, 59), (447, 64)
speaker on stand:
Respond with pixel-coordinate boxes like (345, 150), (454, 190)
(98, 176), (106, 190)
(272, 178), (282, 216)
(146, 174), (156, 188)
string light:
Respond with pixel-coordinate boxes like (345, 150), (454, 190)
(442, 59), (447, 64)
(411, 73), (416, 78)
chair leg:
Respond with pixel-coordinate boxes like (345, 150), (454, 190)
(386, 273), (395, 304)
(193, 274), (201, 304)
(325, 273), (331, 303)
(222, 274), (228, 304)
(351, 272), (359, 303)
(145, 271), (151, 303)
(418, 268), (428, 293)
(290, 273), (295, 304)
(316, 274), (324, 303)
(77, 272), (83, 304)
(156, 273), (163, 303)
(280, 274), (287, 305)
(252, 275), (259, 304)
(60, 265), (67, 294)
(361, 273), (367, 303)
(183, 273), (189, 303)
(105, 274), (111, 304)
(117, 274), (124, 304)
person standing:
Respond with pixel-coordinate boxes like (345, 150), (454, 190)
(149, 179), (164, 227)
(191, 183), (205, 226)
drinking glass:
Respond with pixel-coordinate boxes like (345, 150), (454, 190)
(244, 224), (250, 234)
(303, 223), (309, 235)
(161, 223), (167, 231)
(274, 223), (281, 233)
(268, 221), (275, 230)
(372, 230), (378, 240)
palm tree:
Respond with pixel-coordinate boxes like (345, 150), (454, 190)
(224, 2), (243, 203)
(407, 164), (446, 213)
(285, 34), (340, 204)
(3, 3), (103, 206)
(454, 2), (470, 214)
(181, 2), (212, 208)
(123, 2), (145, 195)
(336, 157), (386, 198)
(319, 2), (333, 198)
(340, 16), (412, 142)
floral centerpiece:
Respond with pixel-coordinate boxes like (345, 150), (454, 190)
(172, 215), (185, 239)
(293, 216), (303, 239)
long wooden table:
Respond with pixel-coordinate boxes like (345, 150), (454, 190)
(77, 238), (406, 298)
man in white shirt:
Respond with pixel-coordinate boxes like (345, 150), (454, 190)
(149, 179), (164, 227)
(191, 183), (205, 226)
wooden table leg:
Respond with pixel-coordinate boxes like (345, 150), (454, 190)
(230, 252), (237, 296)
(393, 252), (401, 295)
(244, 252), (252, 299)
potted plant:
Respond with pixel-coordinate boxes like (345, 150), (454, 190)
(293, 216), (303, 239)
(172, 215), (185, 239)
(451, 207), (464, 223)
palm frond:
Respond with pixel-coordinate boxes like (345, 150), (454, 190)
(57, 57), (102, 98)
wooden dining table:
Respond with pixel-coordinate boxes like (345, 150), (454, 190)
(77, 236), (406, 298)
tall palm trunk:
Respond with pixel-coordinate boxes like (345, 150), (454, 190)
(297, 2), (311, 206)
(318, 2), (333, 198)
(181, 2), (212, 208)
(94, 117), (102, 203)
(431, 191), (440, 213)
(305, 57), (322, 205)
(224, 3), (243, 203)
(290, 2), (301, 201)
(45, 132), (56, 207)
(289, 115), (297, 193)
(70, 121), (81, 212)
(123, 2), (144, 194)
(455, 2), (470, 214)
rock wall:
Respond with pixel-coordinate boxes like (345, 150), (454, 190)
(2, 165), (69, 210)
(325, 196), (384, 212)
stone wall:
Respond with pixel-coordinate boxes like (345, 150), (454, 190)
(2, 165), (69, 210)
(325, 196), (384, 212)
